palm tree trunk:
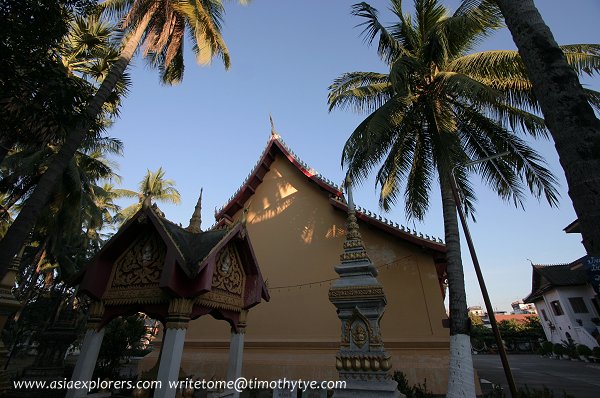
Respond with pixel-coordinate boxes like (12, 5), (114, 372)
(0, 136), (12, 165)
(440, 175), (475, 398)
(0, 192), (23, 220)
(496, 0), (600, 255)
(0, 13), (154, 278)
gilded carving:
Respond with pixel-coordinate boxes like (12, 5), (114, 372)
(103, 287), (168, 306)
(213, 246), (244, 295)
(335, 354), (392, 373)
(111, 231), (165, 288)
(340, 251), (370, 262)
(86, 300), (105, 330)
(237, 309), (248, 333)
(165, 298), (194, 329)
(195, 291), (244, 312)
(328, 286), (385, 300)
(168, 298), (194, 317)
(352, 324), (368, 348)
(343, 309), (374, 346)
(343, 240), (363, 249)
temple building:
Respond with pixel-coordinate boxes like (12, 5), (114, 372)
(141, 132), (451, 394)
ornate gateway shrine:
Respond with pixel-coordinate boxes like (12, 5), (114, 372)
(69, 199), (269, 398)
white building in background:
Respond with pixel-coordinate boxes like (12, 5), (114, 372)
(468, 305), (485, 317)
(523, 259), (600, 347)
(511, 300), (537, 314)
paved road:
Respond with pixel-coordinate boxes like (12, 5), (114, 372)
(473, 354), (600, 398)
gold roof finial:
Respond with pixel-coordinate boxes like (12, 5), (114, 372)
(270, 114), (279, 139)
(186, 188), (203, 233)
(344, 175), (363, 244)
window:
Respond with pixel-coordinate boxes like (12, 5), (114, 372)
(540, 309), (548, 321)
(568, 297), (589, 314)
(550, 300), (564, 316)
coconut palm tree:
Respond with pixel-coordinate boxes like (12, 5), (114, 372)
(328, 1), (600, 396)
(495, 0), (600, 256)
(117, 167), (181, 222)
(0, 0), (247, 276)
(4, 137), (125, 283)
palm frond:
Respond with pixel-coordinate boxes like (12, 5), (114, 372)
(343, 96), (410, 184)
(457, 106), (559, 207)
(352, 2), (404, 64)
(442, 0), (503, 58)
(401, 127), (434, 219)
(328, 72), (392, 113)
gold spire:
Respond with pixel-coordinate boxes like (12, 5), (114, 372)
(270, 114), (279, 139)
(186, 188), (203, 233)
(343, 176), (364, 248)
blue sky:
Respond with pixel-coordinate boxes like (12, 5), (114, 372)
(107, 0), (600, 312)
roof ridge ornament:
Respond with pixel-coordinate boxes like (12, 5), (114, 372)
(186, 188), (203, 233)
(269, 114), (279, 139)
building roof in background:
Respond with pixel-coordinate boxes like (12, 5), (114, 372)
(494, 314), (536, 324)
(563, 219), (580, 234)
(523, 258), (589, 303)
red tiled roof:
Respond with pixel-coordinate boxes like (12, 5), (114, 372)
(494, 314), (536, 324)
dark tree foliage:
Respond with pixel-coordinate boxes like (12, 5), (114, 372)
(471, 316), (545, 353)
(0, 0), (98, 162)
(96, 314), (147, 379)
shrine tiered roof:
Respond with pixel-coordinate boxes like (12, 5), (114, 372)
(214, 133), (445, 253)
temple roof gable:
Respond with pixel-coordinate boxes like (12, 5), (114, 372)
(214, 134), (445, 254)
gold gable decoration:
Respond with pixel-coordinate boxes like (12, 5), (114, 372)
(213, 245), (244, 295)
(103, 230), (167, 305)
(112, 231), (165, 287)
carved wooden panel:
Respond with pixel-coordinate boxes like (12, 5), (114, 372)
(212, 245), (245, 296)
(111, 230), (165, 288)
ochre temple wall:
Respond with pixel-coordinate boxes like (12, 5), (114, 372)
(141, 154), (451, 393)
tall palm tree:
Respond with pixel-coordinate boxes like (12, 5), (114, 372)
(328, 1), (599, 396)
(6, 138), (125, 282)
(495, 0), (600, 256)
(117, 167), (181, 222)
(0, 0), (247, 276)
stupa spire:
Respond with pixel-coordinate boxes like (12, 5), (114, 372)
(327, 177), (401, 397)
(339, 177), (376, 276)
(186, 189), (203, 233)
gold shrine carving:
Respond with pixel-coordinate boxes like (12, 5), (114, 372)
(328, 286), (385, 300)
(195, 291), (244, 312)
(102, 288), (168, 306)
(86, 300), (105, 330)
(352, 324), (368, 348)
(340, 251), (370, 262)
(213, 245), (244, 295)
(342, 309), (376, 347)
(165, 298), (194, 330)
(111, 231), (165, 288)
(335, 354), (392, 373)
